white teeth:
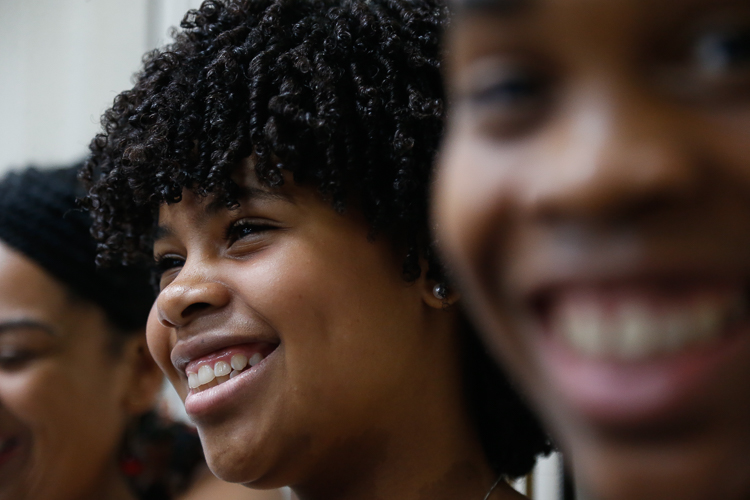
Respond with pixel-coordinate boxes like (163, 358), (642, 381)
(188, 351), (268, 391)
(214, 360), (231, 377)
(556, 297), (738, 360)
(188, 372), (200, 389)
(231, 354), (248, 371)
(249, 353), (263, 366)
(695, 305), (722, 344)
(618, 304), (659, 359)
(198, 364), (215, 385)
(560, 301), (606, 356)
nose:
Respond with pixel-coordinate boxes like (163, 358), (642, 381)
(155, 267), (231, 329)
(528, 85), (700, 224)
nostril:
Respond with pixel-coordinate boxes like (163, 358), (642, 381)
(157, 310), (178, 328)
(182, 302), (212, 319)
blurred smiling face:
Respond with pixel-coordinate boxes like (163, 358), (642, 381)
(0, 242), (140, 500)
(435, 0), (750, 499)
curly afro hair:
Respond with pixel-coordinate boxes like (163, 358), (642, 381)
(83, 0), (551, 477)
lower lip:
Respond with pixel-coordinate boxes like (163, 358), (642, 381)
(536, 322), (750, 426)
(184, 347), (278, 419)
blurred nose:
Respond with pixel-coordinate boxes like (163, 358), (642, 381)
(156, 264), (231, 329)
(529, 84), (699, 224)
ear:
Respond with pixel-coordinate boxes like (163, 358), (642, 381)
(119, 331), (164, 416)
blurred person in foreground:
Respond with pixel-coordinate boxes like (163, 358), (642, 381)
(81, 0), (551, 498)
(0, 165), (283, 500)
(433, 0), (750, 499)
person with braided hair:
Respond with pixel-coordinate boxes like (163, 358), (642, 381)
(82, 1), (551, 499)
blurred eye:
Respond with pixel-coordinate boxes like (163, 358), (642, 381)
(468, 71), (547, 107)
(663, 21), (750, 101)
(455, 63), (550, 137)
(695, 27), (750, 76)
(0, 349), (34, 370)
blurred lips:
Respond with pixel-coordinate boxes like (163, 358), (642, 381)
(527, 279), (750, 424)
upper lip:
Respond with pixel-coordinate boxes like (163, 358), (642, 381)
(514, 257), (748, 312)
(504, 224), (750, 303)
(170, 328), (280, 375)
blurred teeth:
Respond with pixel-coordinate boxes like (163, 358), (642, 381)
(187, 352), (266, 391)
(556, 297), (739, 360)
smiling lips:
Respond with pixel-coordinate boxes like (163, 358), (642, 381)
(185, 343), (276, 392)
(548, 284), (747, 360)
(529, 281), (750, 422)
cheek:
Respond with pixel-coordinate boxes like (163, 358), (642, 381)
(704, 112), (750, 184)
(235, 238), (421, 405)
(0, 362), (126, 496)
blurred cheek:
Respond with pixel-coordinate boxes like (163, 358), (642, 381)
(435, 126), (516, 291)
(0, 369), (90, 497)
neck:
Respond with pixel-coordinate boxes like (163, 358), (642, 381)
(292, 312), (520, 500)
(294, 424), (497, 500)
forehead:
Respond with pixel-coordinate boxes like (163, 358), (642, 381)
(449, 0), (747, 27)
(0, 243), (69, 313)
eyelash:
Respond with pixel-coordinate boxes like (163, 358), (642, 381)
(153, 254), (185, 275)
(224, 219), (277, 244)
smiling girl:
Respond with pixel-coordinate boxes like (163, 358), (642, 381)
(81, 1), (550, 499)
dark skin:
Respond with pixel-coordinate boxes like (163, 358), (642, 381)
(0, 242), (162, 500)
(147, 164), (524, 500)
(434, 0), (750, 499)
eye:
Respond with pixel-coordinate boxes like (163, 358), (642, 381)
(153, 254), (185, 290)
(154, 254), (185, 274)
(225, 219), (276, 244)
(694, 26), (750, 76)
(454, 61), (551, 137)
(468, 71), (547, 107)
(0, 349), (34, 370)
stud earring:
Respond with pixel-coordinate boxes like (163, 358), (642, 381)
(433, 283), (448, 300)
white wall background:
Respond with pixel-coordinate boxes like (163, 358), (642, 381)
(0, 0), (203, 174)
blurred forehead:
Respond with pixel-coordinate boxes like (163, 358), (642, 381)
(447, 0), (750, 66)
(449, 0), (747, 21)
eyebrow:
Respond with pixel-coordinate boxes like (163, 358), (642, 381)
(0, 319), (58, 337)
(153, 186), (293, 242)
(450, 0), (531, 16)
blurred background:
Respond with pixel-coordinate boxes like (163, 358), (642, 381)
(0, 0), (203, 175)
